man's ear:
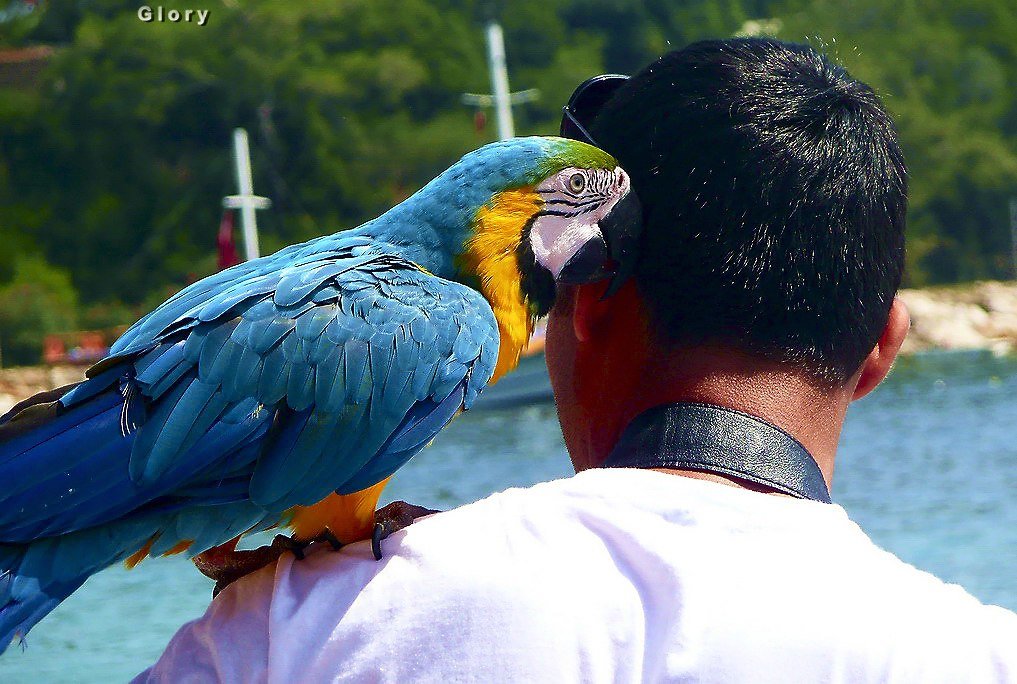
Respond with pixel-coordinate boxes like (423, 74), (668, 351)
(852, 297), (910, 400)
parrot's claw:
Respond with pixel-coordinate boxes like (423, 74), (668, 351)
(371, 523), (385, 561)
(194, 532), (343, 597)
(371, 501), (441, 561)
(271, 533), (306, 561)
(317, 529), (344, 551)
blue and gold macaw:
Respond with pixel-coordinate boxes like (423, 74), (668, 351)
(0, 136), (640, 651)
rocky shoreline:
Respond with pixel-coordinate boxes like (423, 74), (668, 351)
(2, 281), (1014, 414)
(897, 280), (1017, 356)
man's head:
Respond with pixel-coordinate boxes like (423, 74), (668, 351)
(546, 38), (910, 472)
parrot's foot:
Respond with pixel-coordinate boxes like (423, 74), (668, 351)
(271, 533), (308, 561)
(317, 529), (344, 551)
(194, 533), (343, 597)
(371, 500), (441, 560)
(194, 536), (293, 597)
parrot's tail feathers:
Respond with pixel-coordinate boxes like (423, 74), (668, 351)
(0, 366), (128, 454)
(0, 385), (135, 540)
(0, 514), (164, 653)
(0, 542), (87, 655)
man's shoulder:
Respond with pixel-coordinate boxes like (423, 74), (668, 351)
(260, 468), (1011, 614)
(249, 468), (687, 612)
(264, 467), (849, 602)
(141, 470), (1017, 683)
(282, 470), (615, 589)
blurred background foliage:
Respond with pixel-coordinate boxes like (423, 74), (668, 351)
(0, 0), (1015, 364)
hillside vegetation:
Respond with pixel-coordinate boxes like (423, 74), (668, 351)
(0, 0), (1015, 364)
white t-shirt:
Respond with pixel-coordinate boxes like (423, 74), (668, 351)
(136, 468), (1017, 683)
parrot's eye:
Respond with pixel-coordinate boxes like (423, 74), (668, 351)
(568, 172), (586, 194)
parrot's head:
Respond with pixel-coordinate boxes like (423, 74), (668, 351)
(445, 136), (642, 381)
(454, 136), (642, 315)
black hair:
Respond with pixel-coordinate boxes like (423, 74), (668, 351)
(590, 38), (907, 384)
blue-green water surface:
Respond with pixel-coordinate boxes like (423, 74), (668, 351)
(1, 351), (1015, 682)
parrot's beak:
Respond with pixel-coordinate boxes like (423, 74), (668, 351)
(557, 188), (643, 298)
(556, 234), (608, 284)
(598, 187), (642, 298)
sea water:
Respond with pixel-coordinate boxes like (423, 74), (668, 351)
(1, 350), (1014, 682)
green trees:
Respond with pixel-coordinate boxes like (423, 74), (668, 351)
(776, 0), (1017, 284)
(0, 254), (77, 366)
(0, 0), (1014, 364)
(2, 1), (492, 302)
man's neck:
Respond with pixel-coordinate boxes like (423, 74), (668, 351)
(578, 345), (851, 493)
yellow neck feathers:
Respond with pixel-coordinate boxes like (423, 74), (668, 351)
(459, 188), (541, 384)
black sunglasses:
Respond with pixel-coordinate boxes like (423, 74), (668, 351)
(559, 74), (629, 148)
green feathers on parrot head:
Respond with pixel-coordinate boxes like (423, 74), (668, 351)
(452, 136), (643, 320)
(525, 136), (618, 182)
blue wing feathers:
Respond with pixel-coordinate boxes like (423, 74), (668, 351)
(145, 381), (225, 479)
(410, 361), (438, 402)
(133, 342), (179, 380)
(184, 503), (269, 555)
(0, 402), (126, 534)
(58, 365), (126, 408)
(337, 380), (467, 495)
(295, 306), (333, 341)
(307, 326), (336, 365)
(126, 376), (191, 484)
(265, 412), (337, 503)
(384, 381), (467, 455)
(197, 321), (240, 383)
(312, 285), (342, 303)
(286, 362), (316, 412)
(247, 315), (293, 354)
(195, 280), (267, 322)
(221, 348), (262, 402)
(0, 390), (122, 473)
(135, 340), (187, 390)
(410, 315), (439, 347)
(0, 391), (271, 545)
(247, 407), (313, 506)
(321, 407), (372, 482)
(319, 402), (394, 497)
(343, 339), (372, 404)
(257, 346), (290, 404)
(1, 436), (127, 540)
(314, 349), (346, 413)
(4, 247), (499, 529)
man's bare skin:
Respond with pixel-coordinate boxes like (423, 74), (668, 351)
(544, 279), (910, 485)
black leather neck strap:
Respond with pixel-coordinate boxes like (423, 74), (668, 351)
(602, 402), (832, 503)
